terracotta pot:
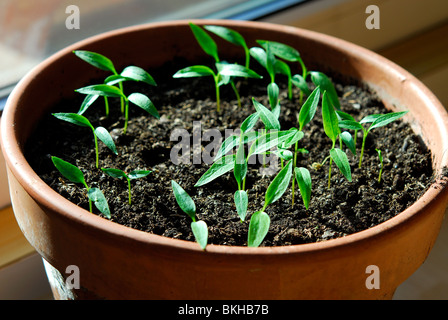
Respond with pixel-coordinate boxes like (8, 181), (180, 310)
(2, 20), (448, 300)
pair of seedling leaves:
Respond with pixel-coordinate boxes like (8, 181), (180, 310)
(52, 156), (151, 218)
(73, 50), (159, 133)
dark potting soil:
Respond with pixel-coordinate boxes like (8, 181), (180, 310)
(26, 63), (436, 247)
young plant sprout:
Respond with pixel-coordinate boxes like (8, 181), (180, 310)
(174, 22), (261, 111)
(338, 111), (408, 168)
(73, 50), (156, 116)
(171, 180), (208, 250)
(249, 43), (281, 111)
(257, 40), (305, 100)
(51, 156), (110, 218)
(102, 168), (151, 205)
(321, 91), (352, 188)
(376, 148), (384, 183)
(52, 112), (118, 168)
(75, 84), (159, 133)
(248, 160), (292, 247)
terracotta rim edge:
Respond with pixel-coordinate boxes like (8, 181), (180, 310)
(2, 19), (448, 255)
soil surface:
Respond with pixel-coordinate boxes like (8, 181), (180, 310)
(26, 61), (436, 247)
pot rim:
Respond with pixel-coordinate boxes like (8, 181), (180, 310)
(2, 19), (448, 256)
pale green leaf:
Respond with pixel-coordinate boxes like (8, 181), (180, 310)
(330, 148), (352, 181)
(234, 190), (248, 221)
(248, 211), (270, 247)
(73, 50), (116, 73)
(128, 92), (159, 119)
(191, 220), (208, 250)
(171, 180), (196, 220)
(195, 155), (236, 187)
(294, 167), (312, 209)
(94, 126), (118, 155)
(88, 187), (111, 218)
(264, 160), (292, 208)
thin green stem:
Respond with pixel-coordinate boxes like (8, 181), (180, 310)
(214, 76), (221, 113)
(104, 96), (109, 117)
(328, 157), (333, 189)
(230, 80), (241, 108)
(359, 132), (367, 168)
(119, 82), (124, 113)
(123, 99), (129, 134)
(127, 177), (132, 205)
(93, 129), (99, 168)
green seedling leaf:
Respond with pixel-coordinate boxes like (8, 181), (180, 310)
(310, 71), (340, 110)
(73, 50), (117, 74)
(291, 74), (311, 96)
(336, 110), (355, 121)
(249, 47), (267, 68)
(234, 190), (248, 221)
(53, 112), (91, 128)
(294, 167), (312, 209)
(330, 148), (352, 181)
(368, 111), (408, 132)
(102, 168), (127, 179)
(75, 84), (126, 99)
(376, 148), (384, 183)
(258, 40), (301, 62)
(128, 92), (159, 119)
(282, 128), (304, 149)
(120, 66), (157, 86)
(94, 126), (118, 155)
(234, 144), (247, 188)
(78, 94), (99, 115)
(252, 98), (280, 131)
(338, 120), (364, 131)
(322, 91), (340, 145)
(189, 22), (219, 62)
(275, 149), (294, 161)
(171, 180), (196, 221)
(248, 130), (296, 157)
(128, 170), (152, 180)
(264, 160), (292, 209)
(195, 155), (236, 187)
(360, 114), (382, 124)
(216, 63), (262, 79)
(248, 211), (270, 247)
(267, 82), (279, 112)
(88, 187), (111, 218)
(340, 131), (356, 155)
(51, 156), (87, 186)
(173, 65), (216, 78)
(214, 135), (239, 161)
(204, 25), (250, 67)
(240, 112), (260, 134)
(298, 86), (320, 131)
(204, 25), (247, 48)
(191, 220), (208, 250)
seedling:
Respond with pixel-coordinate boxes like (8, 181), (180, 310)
(310, 71), (340, 110)
(257, 40), (305, 100)
(321, 91), (352, 188)
(102, 168), (151, 205)
(51, 156), (110, 218)
(249, 43), (281, 111)
(248, 160), (292, 247)
(171, 180), (208, 250)
(75, 84), (159, 133)
(375, 148), (384, 183)
(338, 111), (408, 168)
(174, 23), (261, 111)
(52, 112), (118, 168)
(73, 50), (156, 116)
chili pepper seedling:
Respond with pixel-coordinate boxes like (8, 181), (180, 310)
(174, 23), (261, 111)
(248, 160), (292, 247)
(338, 111), (408, 168)
(75, 84), (159, 134)
(73, 50), (156, 116)
(102, 168), (151, 205)
(51, 156), (110, 218)
(321, 91), (352, 188)
(171, 180), (208, 250)
(52, 112), (118, 168)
